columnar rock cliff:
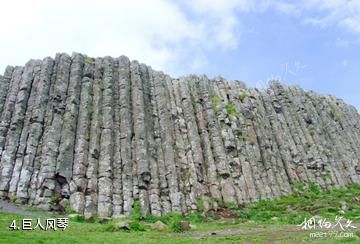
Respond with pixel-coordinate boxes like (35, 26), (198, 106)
(0, 53), (359, 218)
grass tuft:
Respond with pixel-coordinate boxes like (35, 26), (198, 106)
(225, 103), (237, 116)
(239, 92), (248, 103)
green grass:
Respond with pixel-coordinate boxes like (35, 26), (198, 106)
(196, 197), (205, 213)
(225, 103), (237, 116)
(49, 195), (61, 205)
(1, 211), (358, 243)
(211, 95), (220, 108)
(84, 57), (94, 65)
(238, 131), (245, 144)
(9, 195), (17, 203)
(211, 95), (221, 111)
(64, 202), (76, 214)
(238, 92), (248, 103)
(0, 184), (359, 243)
(233, 183), (360, 224)
(330, 104), (342, 122)
(168, 217), (183, 233)
(131, 200), (143, 220)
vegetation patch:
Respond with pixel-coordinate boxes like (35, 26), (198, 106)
(168, 215), (183, 233)
(84, 57), (94, 65)
(238, 131), (245, 144)
(225, 103), (237, 116)
(9, 195), (17, 203)
(49, 195), (61, 205)
(211, 95), (220, 108)
(64, 202), (76, 214)
(233, 183), (359, 224)
(239, 92), (248, 103)
(330, 104), (341, 122)
(196, 197), (205, 213)
(1, 184), (359, 243)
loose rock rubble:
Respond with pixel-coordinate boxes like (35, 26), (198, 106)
(0, 53), (359, 218)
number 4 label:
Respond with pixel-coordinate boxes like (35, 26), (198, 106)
(9, 220), (18, 230)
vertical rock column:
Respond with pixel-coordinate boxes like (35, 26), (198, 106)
(97, 57), (115, 218)
(0, 61), (36, 197)
(8, 60), (42, 197)
(112, 58), (123, 217)
(130, 61), (150, 214)
(153, 72), (180, 213)
(70, 57), (95, 213)
(28, 56), (60, 204)
(0, 67), (14, 116)
(34, 54), (71, 209)
(16, 57), (54, 202)
(84, 58), (103, 219)
(57, 53), (84, 206)
(148, 69), (166, 215)
(118, 56), (134, 215)
(0, 67), (23, 166)
(183, 77), (222, 207)
(172, 78), (203, 211)
(198, 77), (237, 204)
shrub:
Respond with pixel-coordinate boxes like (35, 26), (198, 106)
(169, 218), (183, 232)
(129, 221), (146, 231)
(131, 200), (143, 220)
(101, 221), (119, 232)
(225, 103), (237, 116)
(70, 214), (86, 223)
(237, 211), (251, 220)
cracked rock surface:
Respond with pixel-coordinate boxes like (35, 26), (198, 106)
(0, 53), (359, 218)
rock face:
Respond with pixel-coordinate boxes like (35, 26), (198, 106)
(0, 53), (359, 218)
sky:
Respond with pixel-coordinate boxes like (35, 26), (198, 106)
(0, 0), (359, 111)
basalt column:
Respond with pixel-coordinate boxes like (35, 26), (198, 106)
(0, 53), (359, 216)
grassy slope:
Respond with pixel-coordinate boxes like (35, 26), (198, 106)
(0, 184), (359, 243)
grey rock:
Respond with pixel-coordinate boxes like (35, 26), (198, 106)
(0, 53), (359, 217)
(152, 220), (168, 230)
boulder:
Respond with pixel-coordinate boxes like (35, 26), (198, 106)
(152, 220), (168, 231)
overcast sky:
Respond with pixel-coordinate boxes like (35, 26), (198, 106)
(0, 0), (359, 110)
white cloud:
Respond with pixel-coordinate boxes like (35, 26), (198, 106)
(0, 0), (250, 76)
(0, 0), (359, 77)
(295, 0), (360, 34)
(0, 0), (198, 75)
